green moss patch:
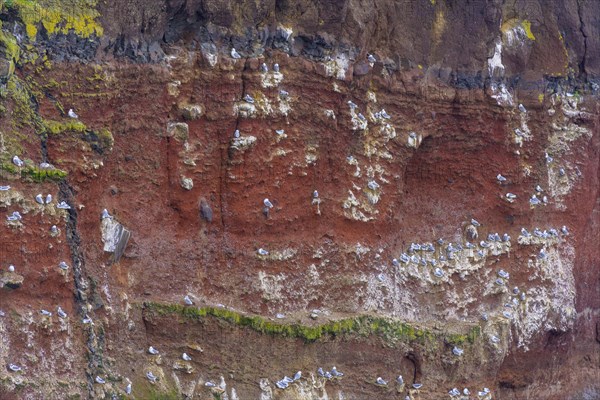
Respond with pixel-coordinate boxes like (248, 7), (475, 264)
(143, 302), (478, 346)
(43, 119), (87, 135)
(21, 165), (67, 182)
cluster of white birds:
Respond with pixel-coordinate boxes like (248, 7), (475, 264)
(275, 370), (302, 389)
(3, 188), (72, 223)
(260, 62), (281, 73)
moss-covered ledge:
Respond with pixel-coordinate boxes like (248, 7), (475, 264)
(141, 302), (480, 346)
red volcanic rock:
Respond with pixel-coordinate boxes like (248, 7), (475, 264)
(0, 1), (598, 399)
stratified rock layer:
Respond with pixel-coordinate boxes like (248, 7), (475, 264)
(0, 1), (598, 399)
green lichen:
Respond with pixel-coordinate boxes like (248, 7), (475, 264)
(143, 388), (180, 400)
(21, 165), (67, 182)
(143, 302), (471, 346)
(0, 23), (21, 76)
(447, 326), (480, 345)
(43, 119), (87, 135)
(7, 75), (43, 130)
(5, 0), (103, 41)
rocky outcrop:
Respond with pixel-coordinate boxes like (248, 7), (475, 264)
(0, 1), (598, 399)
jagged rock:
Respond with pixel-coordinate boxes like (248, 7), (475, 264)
(165, 122), (189, 141)
(101, 217), (131, 263)
(229, 136), (256, 153)
(199, 198), (213, 222)
(0, 272), (23, 289)
(180, 176), (193, 190)
(179, 103), (203, 120)
(172, 360), (194, 374)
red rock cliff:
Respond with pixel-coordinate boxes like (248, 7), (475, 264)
(0, 1), (598, 399)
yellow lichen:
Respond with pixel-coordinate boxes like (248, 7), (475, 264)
(7, 0), (103, 41)
(432, 8), (446, 45)
(521, 20), (536, 40)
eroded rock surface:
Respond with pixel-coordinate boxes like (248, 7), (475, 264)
(0, 1), (598, 399)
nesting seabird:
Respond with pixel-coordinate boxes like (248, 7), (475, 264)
(263, 198), (274, 208)
(452, 346), (464, 356)
(559, 167), (566, 176)
(275, 380), (288, 389)
(498, 269), (509, 279)
(68, 109), (79, 119)
(12, 156), (24, 167)
(367, 180), (380, 190)
(375, 377), (387, 386)
(56, 201), (71, 210)
(8, 364), (22, 372)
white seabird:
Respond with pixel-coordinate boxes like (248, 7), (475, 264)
(230, 48), (241, 59)
(12, 155), (24, 167)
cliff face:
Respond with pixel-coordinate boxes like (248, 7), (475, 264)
(0, 1), (598, 399)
